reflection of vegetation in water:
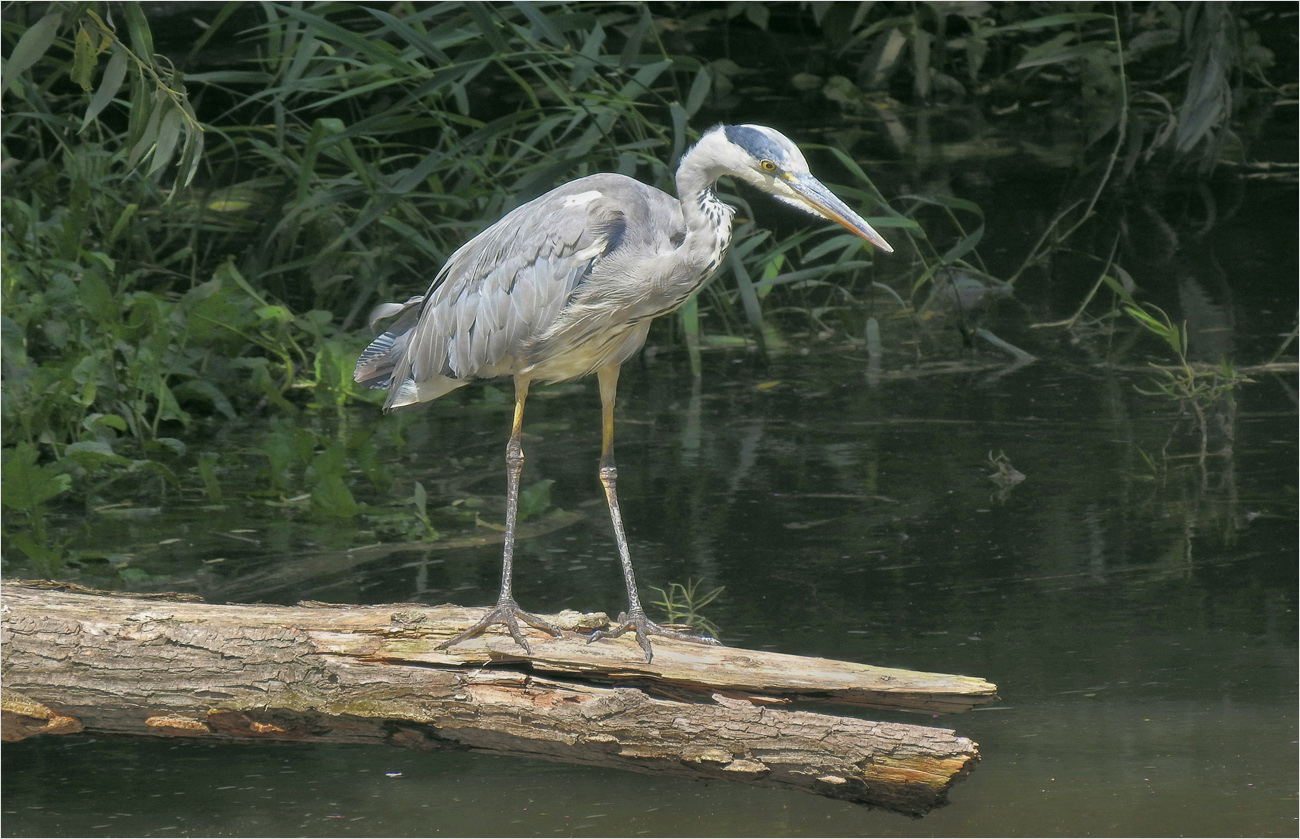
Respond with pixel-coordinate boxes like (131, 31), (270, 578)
(1, 2), (1292, 576)
(987, 450), (1026, 503)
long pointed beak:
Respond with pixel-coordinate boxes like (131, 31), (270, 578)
(789, 174), (893, 253)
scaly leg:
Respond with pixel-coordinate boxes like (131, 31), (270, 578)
(437, 376), (561, 655)
(586, 365), (720, 663)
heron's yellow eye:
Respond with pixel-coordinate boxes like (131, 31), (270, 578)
(760, 160), (777, 172)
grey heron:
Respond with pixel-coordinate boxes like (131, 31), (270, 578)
(355, 123), (892, 662)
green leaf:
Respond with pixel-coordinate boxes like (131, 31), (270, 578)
(82, 413), (128, 434)
(127, 99), (163, 168)
(618, 6), (652, 68)
(173, 107), (205, 190)
(1017, 39), (1113, 71)
(212, 258), (268, 306)
(255, 305), (294, 323)
(570, 21), (604, 87)
(197, 455), (223, 503)
(148, 106), (186, 176)
(412, 480), (429, 519)
(940, 225), (985, 264)
(148, 438), (187, 457)
(366, 8), (450, 64)
(106, 203), (139, 245)
(311, 475), (360, 517)
(123, 3), (154, 58)
(309, 442), (359, 517)
(8, 533), (64, 570)
(64, 440), (133, 469)
(1113, 265), (1137, 296)
(517, 478), (554, 522)
(993, 13), (1113, 34)
(276, 3), (411, 71)
(174, 379), (237, 419)
(250, 362), (298, 413)
(668, 102), (688, 164)
(1, 443), (73, 511)
(78, 271), (117, 324)
(729, 255), (766, 347)
(685, 66), (712, 116)
(71, 24), (98, 91)
(744, 3), (770, 30)
(1100, 273), (1137, 307)
(621, 58), (671, 99)
(912, 29), (932, 99)
(1124, 305), (1184, 355)
(515, 1), (566, 47)
(154, 380), (192, 427)
(118, 566), (158, 585)
(2, 11), (63, 96)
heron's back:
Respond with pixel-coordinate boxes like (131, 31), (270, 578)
(355, 174), (697, 410)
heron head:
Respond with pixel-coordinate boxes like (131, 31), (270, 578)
(714, 124), (893, 253)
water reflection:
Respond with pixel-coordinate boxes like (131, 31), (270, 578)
(4, 695), (1294, 837)
(7, 340), (1294, 836)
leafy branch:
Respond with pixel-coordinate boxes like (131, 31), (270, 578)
(3, 3), (204, 193)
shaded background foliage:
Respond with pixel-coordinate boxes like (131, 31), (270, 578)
(1, 1), (1294, 573)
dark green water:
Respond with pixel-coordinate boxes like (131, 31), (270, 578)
(4, 176), (1296, 835)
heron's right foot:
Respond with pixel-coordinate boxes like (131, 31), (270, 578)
(437, 597), (562, 655)
(587, 607), (720, 664)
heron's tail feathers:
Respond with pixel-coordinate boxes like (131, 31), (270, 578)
(354, 296), (423, 387)
(355, 295), (467, 410)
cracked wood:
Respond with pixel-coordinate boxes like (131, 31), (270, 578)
(1, 580), (996, 815)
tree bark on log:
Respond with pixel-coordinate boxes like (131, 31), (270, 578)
(1, 580), (997, 816)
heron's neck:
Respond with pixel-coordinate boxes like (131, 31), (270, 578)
(675, 140), (736, 278)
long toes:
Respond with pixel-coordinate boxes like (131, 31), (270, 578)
(588, 612), (719, 662)
(515, 610), (564, 637)
(502, 616), (533, 654)
(436, 616), (508, 652)
(634, 630), (654, 662)
(437, 603), (560, 654)
(648, 624), (719, 644)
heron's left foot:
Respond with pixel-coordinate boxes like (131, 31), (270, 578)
(587, 608), (720, 663)
(437, 597), (562, 655)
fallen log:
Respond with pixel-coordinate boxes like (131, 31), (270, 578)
(1, 580), (997, 816)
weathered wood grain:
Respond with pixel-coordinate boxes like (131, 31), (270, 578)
(1, 580), (996, 815)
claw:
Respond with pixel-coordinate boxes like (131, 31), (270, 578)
(437, 598), (562, 654)
(587, 609), (720, 663)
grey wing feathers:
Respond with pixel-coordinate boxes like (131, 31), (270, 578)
(354, 178), (629, 410)
(353, 294), (424, 390)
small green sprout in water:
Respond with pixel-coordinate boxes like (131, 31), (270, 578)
(1124, 304), (1251, 461)
(650, 579), (725, 639)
